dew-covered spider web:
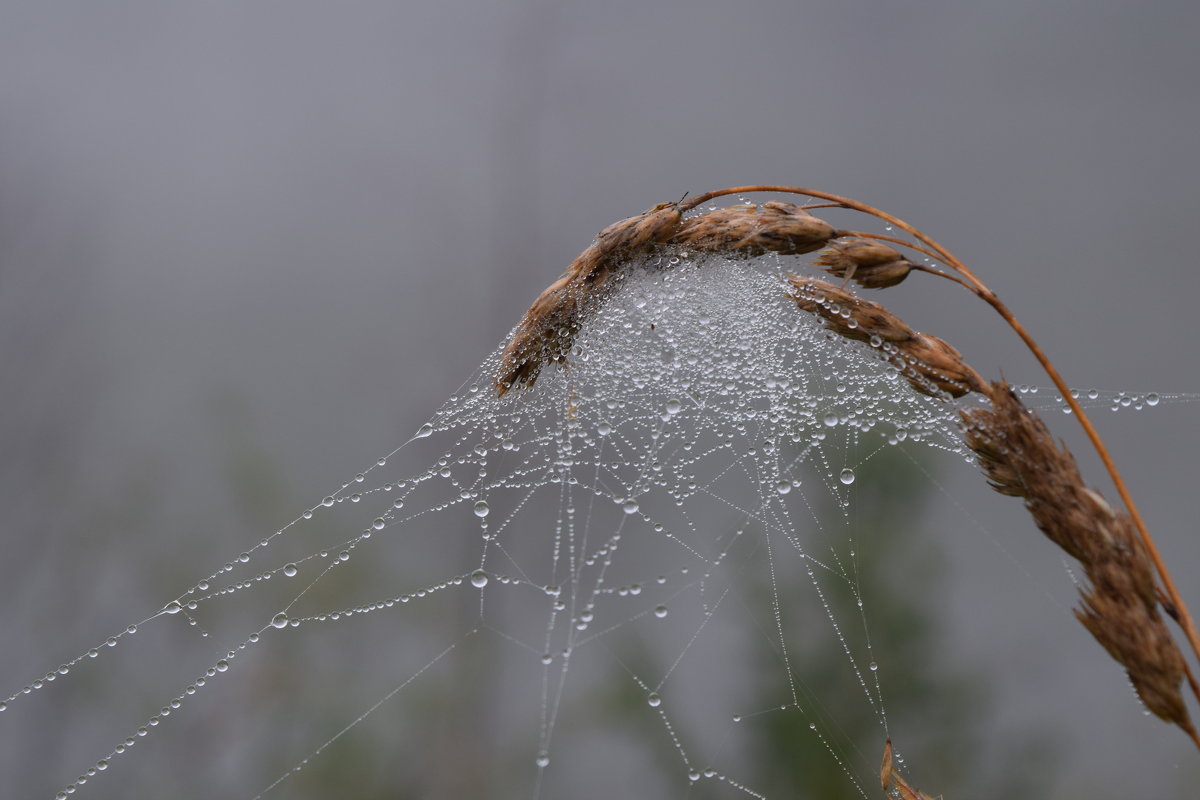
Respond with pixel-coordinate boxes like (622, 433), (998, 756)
(4, 255), (1194, 800)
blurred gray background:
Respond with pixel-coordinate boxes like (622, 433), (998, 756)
(2, 1), (1199, 798)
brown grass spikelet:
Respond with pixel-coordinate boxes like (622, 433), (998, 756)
(961, 383), (1195, 736)
(673, 201), (835, 256)
(496, 201), (683, 394)
(814, 238), (913, 289)
(786, 277), (986, 399)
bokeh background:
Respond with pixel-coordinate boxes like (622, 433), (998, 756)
(2, 1), (1199, 798)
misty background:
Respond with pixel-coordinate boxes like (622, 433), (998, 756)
(2, 1), (1199, 798)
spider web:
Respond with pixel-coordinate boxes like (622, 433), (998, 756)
(2, 255), (1187, 799)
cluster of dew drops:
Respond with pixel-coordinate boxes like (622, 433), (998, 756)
(19, 255), (1182, 800)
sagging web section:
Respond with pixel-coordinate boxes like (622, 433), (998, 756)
(13, 257), (999, 799)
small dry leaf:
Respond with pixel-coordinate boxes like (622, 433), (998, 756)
(880, 739), (938, 800)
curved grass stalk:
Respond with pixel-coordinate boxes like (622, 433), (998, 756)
(681, 185), (1200, 704)
(499, 185), (1200, 748)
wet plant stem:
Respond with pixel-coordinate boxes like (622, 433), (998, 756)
(683, 184), (1200, 717)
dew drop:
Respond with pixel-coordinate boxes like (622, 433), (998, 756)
(647, 692), (662, 708)
(215, 660), (229, 673)
(622, 500), (639, 515)
(321, 496), (334, 507)
(776, 480), (791, 495)
(1146, 392), (1160, 406)
(665, 399), (682, 415)
(654, 605), (669, 619)
(163, 601), (182, 615)
(869, 661), (879, 672)
(473, 500), (490, 518)
(470, 570), (489, 588)
(283, 563), (298, 578)
(415, 423), (434, 438)
(372, 518), (386, 530)
(535, 752), (550, 768)
(823, 413), (839, 427)
(839, 468), (856, 485)
(271, 613), (289, 629)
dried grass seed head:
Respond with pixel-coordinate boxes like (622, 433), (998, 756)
(673, 201), (835, 257)
(496, 202), (683, 394)
(962, 383), (1195, 736)
(814, 238), (913, 288)
(787, 277), (985, 398)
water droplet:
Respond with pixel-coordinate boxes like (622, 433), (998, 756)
(622, 500), (639, 515)
(473, 500), (490, 518)
(470, 570), (489, 588)
(1146, 392), (1160, 406)
(823, 413), (839, 427)
(1087, 388), (1099, 400)
(163, 601), (182, 615)
(215, 660), (229, 672)
(415, 423), (434, 438)
(321, 496), (334, 507)
(665, 399), (682, 415)
(535, 752), (550, 768)
(647, 692), (662, 707)
(283, 563), (298, 578)
(654, 605), (669, 619)
(839, 468), (855, 485)
(372, 518), (386, 530)
(271, 613), (289, 629)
